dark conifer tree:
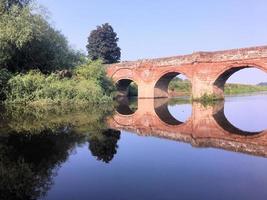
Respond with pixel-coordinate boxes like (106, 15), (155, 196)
(87, 23), (121, 64)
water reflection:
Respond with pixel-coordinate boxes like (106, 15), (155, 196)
(115, 97), (138, 115)
(154, 98), (185, 125)
(0, 105), (121, 200)
(111, 96), (267, 157)
(168, 98), (192, 123)
(213, 105), (262, 135)
(0, 131), (84, 200)
(88, 129), (121, 163)
(155, 98), (192, 125)
(0, 95), (267, 200)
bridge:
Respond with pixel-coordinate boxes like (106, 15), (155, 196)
(107, 45), (267, 99)
(107, 98), (267, 157)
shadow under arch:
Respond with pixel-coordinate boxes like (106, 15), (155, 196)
(116, 79), (138, 97)
(213, 105), (263, 136)
(115, 97), (138, 115)
(154, 71), (191, 98)
(154, 98), (187, 126)
(213, 65), (267, 96)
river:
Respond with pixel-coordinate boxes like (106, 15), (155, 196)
(0, 93), (267, 200)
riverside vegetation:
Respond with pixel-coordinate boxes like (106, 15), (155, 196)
(128, 77), (267, 98)
(2, 60), (115, 106)
(168, 78), (267, 96)
(0, 0), (119, 107)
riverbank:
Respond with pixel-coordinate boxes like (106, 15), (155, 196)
(168, 79), (267, 97)
(1, 61), (115, 106)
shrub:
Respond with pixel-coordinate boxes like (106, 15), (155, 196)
(5, 61), (115, 105)
(74, 60), (115, 95)
(0, 68), (12, 100)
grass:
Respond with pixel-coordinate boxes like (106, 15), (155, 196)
(168, 78), (267, 96)
(224, 83), (267, 95)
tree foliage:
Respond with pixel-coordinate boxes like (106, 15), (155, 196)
(87, 23), (121, 64)
(0, 0), (32, 11)
(0, 0), (85, 73)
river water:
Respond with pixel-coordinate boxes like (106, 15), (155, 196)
(0, 93), (267, 200)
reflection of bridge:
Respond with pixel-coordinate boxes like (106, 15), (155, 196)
(107, 46), (267, 99)
(108, 98), (267, 157)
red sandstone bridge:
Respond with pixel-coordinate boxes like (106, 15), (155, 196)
(107, 98), (267, 157)
(107, 45), (267, 99)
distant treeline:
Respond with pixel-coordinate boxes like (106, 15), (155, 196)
(168, 77), (267, 96)
(258, 82), (267, 86)
(127, 77), (267, 97)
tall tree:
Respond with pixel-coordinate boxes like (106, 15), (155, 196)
(0, 0), (31, 11)
(87, 23), (121, 64)
(0, 0), (84, 72)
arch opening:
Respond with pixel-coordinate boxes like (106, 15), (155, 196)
(213, 66), (267, 98)
(213, 105), (264, 136)
(116, 79), (138, 97)
(154, 98), (192, 126)
(115, 97), (138, 115)
(211, 91), (267, 135)
(154, 72), (191, 98)
(213, 95), (267, 135)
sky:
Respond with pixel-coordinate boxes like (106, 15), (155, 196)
(37, 0), (267, 84)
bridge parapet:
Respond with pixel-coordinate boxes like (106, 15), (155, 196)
(108, 46), (267, 69)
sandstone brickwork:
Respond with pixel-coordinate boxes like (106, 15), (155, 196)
(107, 45), (267, 99)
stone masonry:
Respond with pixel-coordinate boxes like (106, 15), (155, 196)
(107, 45), (267, 99)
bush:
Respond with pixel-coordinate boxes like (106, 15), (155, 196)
(5, 61), (115, 105)
(0, 68), (12, 100)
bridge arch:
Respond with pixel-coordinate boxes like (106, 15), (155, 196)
(154, 99), (185, 125)
(213, 64), (267, 98)
(212, 101), (265, 136)
(115, 97), (138, 115)
(154, 71), (192, 98)
(116, 79), (138, 97)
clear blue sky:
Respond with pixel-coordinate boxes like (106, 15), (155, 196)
(38, 0), (267, 84)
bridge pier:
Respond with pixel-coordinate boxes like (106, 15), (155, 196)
(191, 79), (224, 100)
(138, 81), (156, 98)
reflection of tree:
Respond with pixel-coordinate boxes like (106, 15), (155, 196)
(0, 130), (86, 200)
(128, 97), (138, 112)
(115, 97), (137, 115)
(167, 97), (190, 106)
(0, 104), (120, 199)
(88, 129), (121, 163)
(0, 103), (114, 134)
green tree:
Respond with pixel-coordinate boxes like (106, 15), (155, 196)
(0, 0), (85, 73)
(0, 68), (12, 100)
(1, 0), (31, 9)
(11, 18), (85, 73)
(0, 3), (37, 69)
(86, 23), (121, 64)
